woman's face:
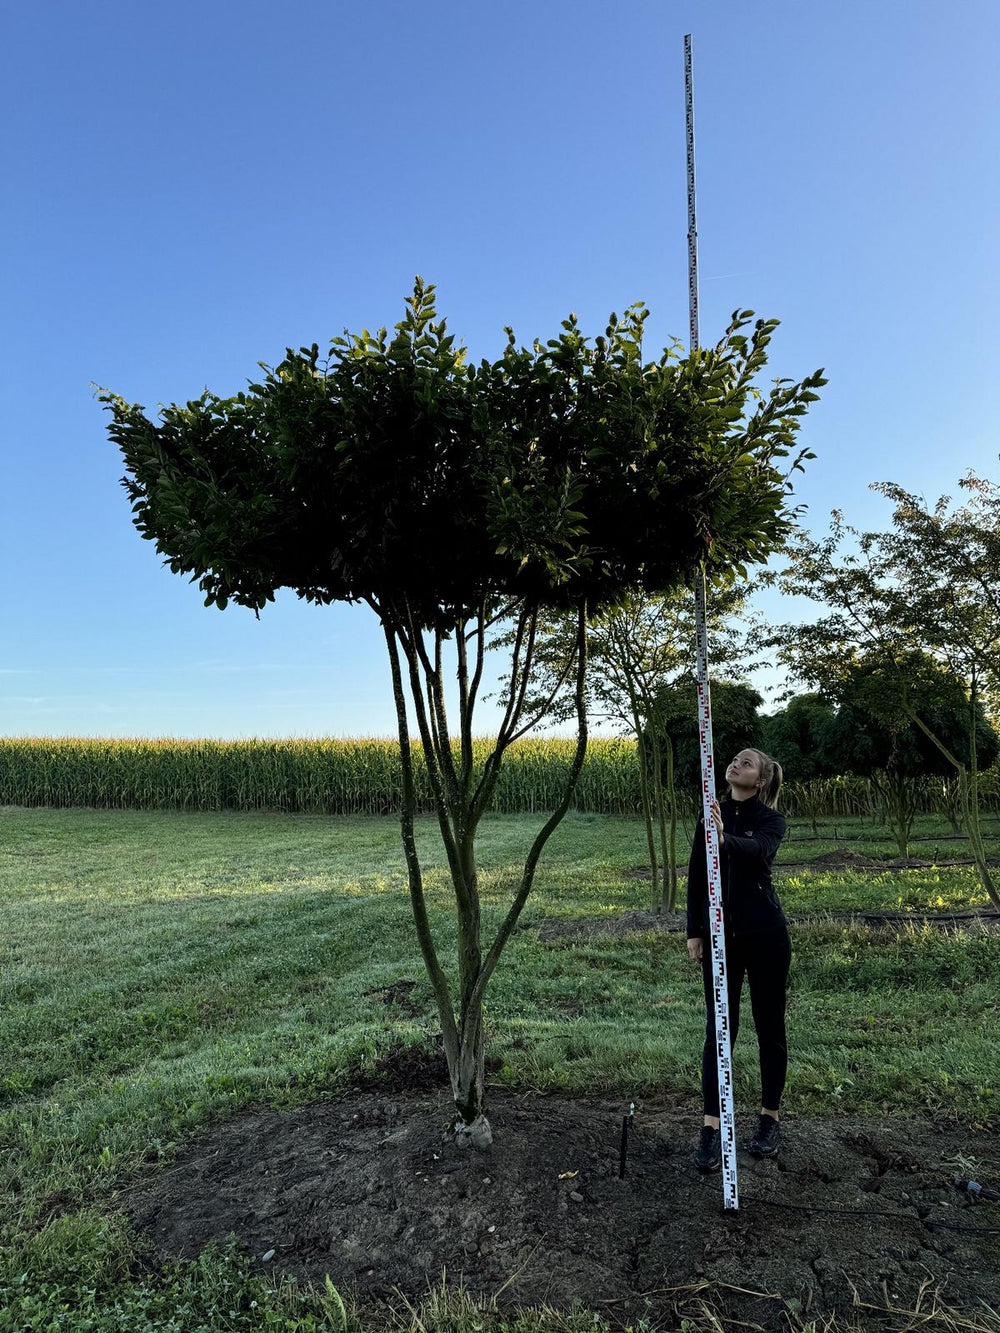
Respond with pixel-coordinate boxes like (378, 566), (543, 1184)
(726, 750), (762, 791)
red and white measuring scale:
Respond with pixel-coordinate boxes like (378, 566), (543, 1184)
(686, 33), (739, 1210)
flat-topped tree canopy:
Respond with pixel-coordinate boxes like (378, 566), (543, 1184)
(100, 279), (824, 629)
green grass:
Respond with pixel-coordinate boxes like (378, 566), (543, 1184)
(1, 806), (998, 1330)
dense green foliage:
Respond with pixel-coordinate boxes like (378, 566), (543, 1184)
(758, 669), (1000, 788)
(100, 284), (824, 623)
(649, 679), (765, 789)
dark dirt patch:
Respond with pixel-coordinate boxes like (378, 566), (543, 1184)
(364, 979), (422, 1018)
(354, 1043), (451, 1092)
(802, 852), (1000, 871)
(624, 853), (887, 876)
(124, 1090), (1000, 1330)
(782, 852), (1000, 871)
(533, 908), (1000, 942)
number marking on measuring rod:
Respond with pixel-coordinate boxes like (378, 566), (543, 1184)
(687, 33), (739, 1210)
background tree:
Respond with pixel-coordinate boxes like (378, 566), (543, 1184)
(759, 688), (999, 840)
(760, 692), (840, 783)
(810, 655), (1000, 857)
(493, 582), (759, 911)
(101, 281), (823, 1146)
(651, 677), (764, 791)
(766, 480), (1000, 904)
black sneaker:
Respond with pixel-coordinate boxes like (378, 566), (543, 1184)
(694, 1125), (721, 1173)
(747, 1115), (780, 1157)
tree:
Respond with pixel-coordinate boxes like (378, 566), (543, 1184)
(815, 655), (999, 857)
(651, 677), (765, 794)
(765, 479), (1000, 905)
(101, 280), (824, 1145)
(491, 583), (759, 911)
(606, 589), (761, 911)
(760, 693), (841, 783)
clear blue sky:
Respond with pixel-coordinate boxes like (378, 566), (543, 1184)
(2, 0), (997, 739)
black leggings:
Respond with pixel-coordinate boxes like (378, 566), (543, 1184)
(701, 926), (791, 1116)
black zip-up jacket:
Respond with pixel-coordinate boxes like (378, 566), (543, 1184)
(686, 795), (788, 938)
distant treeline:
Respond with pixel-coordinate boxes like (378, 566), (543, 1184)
(1, 737), (995, 820)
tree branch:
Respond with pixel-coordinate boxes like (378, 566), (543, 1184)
(467, 601), (589, 1016)
(456, 614), (474, 802)
(378, 612), (459, 1068)
(390, 600), (467, 906)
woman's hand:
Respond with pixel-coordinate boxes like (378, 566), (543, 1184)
(709, 798), (724, 842)
(687, 936), (704, 964)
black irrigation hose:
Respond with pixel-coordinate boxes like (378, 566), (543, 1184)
(636, 1126), (1000, 1236)
(740, 1190), (1000, 1235)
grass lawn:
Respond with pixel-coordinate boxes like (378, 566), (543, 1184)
(1, 806), (998, 1330)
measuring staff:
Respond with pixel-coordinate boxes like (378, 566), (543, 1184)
(684, 32), (744, 1208)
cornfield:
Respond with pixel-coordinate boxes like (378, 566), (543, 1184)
(3, 737), (999, 819)
(0, 737), (639, 815)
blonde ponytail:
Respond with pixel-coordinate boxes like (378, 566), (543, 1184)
(745, 749), (783, 809)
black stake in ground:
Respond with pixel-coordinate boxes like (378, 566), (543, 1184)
(618, 1102), (636, 1179)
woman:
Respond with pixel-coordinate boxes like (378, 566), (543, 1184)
(685, 748), (789, 1171)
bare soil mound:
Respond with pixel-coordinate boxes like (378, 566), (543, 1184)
(806, 850), (883, 870)
(124, 1088), (1000, 1330)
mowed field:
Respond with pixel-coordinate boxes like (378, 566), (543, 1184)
(1, 806), (998, 1331)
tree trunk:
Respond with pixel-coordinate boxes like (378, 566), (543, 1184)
(904, 703), (1000, 910)
(871, 770), (917, 859)
(634, 723), (659, 910)
(809, 783), (820, 839)
(964, 678), (1000, 909)
(954, 767), (1000, 908)
(380, 620), (461, 1084)
(664, 734), (678, 910)
(650, 731), (670, 914)
(452, 834), (491, 1146)
(450, 1002), (491, 1148)
(941, 778), (963, 835)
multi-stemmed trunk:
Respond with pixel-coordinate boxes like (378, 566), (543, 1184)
(661, 735), (679, 910)
(940, 777), (964, 836)
(648, 730), (676, 911)
(869, 769), (920, 860)
(623, 673), (678, 914)
(374, 595), (589, 1145)
(633, 720), (660, 911)
(906, 680), (1000, 910)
